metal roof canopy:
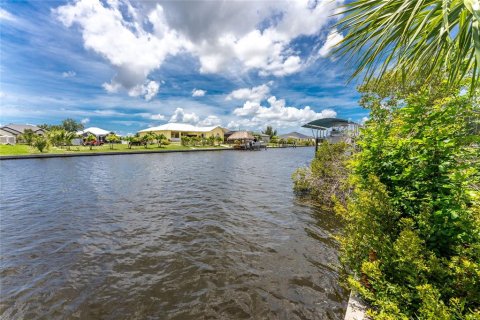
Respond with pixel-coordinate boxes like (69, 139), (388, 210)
(302, 118), (353, 130)
(302, 118), (360, 148)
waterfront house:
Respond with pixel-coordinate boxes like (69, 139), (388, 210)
(0, 124), (45, 144)
(252, 132), (271, 143)
(138, 123), (225, 142)
(0, 128), (16, 145)
(0, 124), (45, 139)
(77, 127), (113, 143)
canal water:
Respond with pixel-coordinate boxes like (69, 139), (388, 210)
(0, 148), (347, 319)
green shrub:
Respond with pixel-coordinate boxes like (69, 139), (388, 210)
(181, 136), (190, 146)
(32, 135), (49, 152)
(292, 141), (351, 208)
(337, 76), (480, 318)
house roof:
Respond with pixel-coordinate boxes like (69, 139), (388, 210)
(138, 123), (222, 133)
(302, 118), (355, 130)
(77, 127), (111, 136)
(1, 124), (44, 135)
(252, 132), (270, 137)
(278, 132), (313, 139)
(0, 128), (15, 137)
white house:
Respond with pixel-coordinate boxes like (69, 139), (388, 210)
(0, 128), (16, 145)
(77, 127), (113, 143)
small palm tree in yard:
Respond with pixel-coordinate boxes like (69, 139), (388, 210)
(32, 135), (48, 152)
(155, 133), (166, 147)
(181, 136), (190, 146)
(215, 135), (223, 146)
(84, 133), (96, 150)
(141, 133), (154, 148)
(208, 135), (215, 146)
(19, 129), (35, 145)
(105, 133), (120, 150)
(64, 131), (77, 150)
(47, 129), (65, 148)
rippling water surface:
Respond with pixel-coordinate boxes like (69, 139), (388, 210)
(0, 148), (347, 319)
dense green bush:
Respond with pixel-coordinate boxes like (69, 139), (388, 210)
(337, 77), (480, 318)
(292, 141), (351, 209)
(32, 135), (49, 152)
(294, 74), (479, 318)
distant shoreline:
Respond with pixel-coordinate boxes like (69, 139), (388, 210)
(0, 145), (313, 160)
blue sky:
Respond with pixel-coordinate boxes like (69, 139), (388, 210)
(0, 0), (367, 135)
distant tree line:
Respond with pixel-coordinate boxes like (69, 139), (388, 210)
(38, 118), (84, 133)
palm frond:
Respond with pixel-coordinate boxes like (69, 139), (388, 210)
(335, 0), (480, 89)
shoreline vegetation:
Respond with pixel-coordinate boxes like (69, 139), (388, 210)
(299, 0), (480, 317)
(293, 73), (479, 319)
(0, 143), (229, 156)
(0, 143), (312, 159)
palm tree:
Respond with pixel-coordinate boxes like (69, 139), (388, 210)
(32, 135), (48, 152)
(85, 133), (96, 150)
(141, 133), (154, 148)
(262, 126), (277, 138)
(64, 131), (77, 150)
(47, 129), (65, 148)
(155, 133), (166, 147)
(125, 136), (137, 149)
(336, 0), (480, 88)
(19, 129), (35, 145)
(208, 135), (215, 146)
(215, 135), (223, 146)
(105, 133), (120, 150)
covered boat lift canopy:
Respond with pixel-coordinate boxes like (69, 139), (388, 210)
(302, 118), (360, 151)
(227, 131), (254, 141)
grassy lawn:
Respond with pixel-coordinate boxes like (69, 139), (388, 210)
(0, 143), (230, 156)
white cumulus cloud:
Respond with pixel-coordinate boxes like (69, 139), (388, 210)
(169, 107), (200, 124)
(226, 83), (271, 103)
(126, 80), (160, 101)
(198, 115), (222, 126)
(0, 8), (18, 23)
(168, 107), (223, 126)
(62, 71), (76, 78)
(55, 0), (343, 96)
(150, 113), (165, 120)
(232, 95), (336, 129)
(55, 1), (183, 99)
(192, 89), (206, 97)
(319, 29), (344, 58)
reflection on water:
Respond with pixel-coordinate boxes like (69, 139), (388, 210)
(0, 148), (347, 319)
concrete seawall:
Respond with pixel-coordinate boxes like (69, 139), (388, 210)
(345, 292), (366, 320)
